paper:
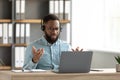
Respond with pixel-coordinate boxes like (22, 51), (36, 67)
(11, 70), (31, 73)
(30, 69), (46, 72)
(12, 69), (46, 73)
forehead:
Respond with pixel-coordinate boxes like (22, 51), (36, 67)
(45, 20), (59, 27)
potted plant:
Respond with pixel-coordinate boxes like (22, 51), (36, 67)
(115, 56), (120, 72)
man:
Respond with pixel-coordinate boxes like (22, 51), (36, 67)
(23, 14), (80, 70)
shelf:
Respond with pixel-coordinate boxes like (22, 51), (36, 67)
(60, 20), (71, 24)
(0, 44), (28, 47)
(0, 44), (12, 47)
(0, 66), (11, 70)
(0, 19), (12, 23)
(14, 44), (28, 47)
(15, 19), (70, 24)
(15, 19), (42, 23)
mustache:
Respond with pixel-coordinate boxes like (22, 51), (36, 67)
(45, 33), (60, 44)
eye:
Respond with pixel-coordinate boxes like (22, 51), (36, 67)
(54, 28), (59, 30)
(48, 27), (59, 31)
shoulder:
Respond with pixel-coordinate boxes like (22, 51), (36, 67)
(26, 38), (43, 48)
(58, 39), (71, 48)
(29, 38), (41, 45)
(57, 39), (72, 51)
(59, 39), (69, 45)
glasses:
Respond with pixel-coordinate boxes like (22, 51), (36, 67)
(47, 27), (60, 31)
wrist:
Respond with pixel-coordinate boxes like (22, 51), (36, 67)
(32, 58), (38, 63)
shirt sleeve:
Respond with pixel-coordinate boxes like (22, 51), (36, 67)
(23, 44), (38, 70)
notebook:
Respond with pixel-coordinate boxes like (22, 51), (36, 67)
(55, 51), (93, 73)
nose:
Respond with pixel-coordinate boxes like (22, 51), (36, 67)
(51, 29), (58, 34)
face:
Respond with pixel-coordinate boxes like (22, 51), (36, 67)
(44, 20), (60, 44)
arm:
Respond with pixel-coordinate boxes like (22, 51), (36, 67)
(23, 45), (36, 70)
(23, 45), (44, 70)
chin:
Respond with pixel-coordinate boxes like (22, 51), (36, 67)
(51, 38), (57, 41)
(51, 36), (57, 39)
(51, 37), (58, 41)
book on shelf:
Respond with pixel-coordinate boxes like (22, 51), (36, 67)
(20, 24), (25, 44)
(16, 23), (30, 44)
(16, 0), (25, 20)
(8, 23), (13, 44)
(3, 23), (8, 44)
(16, 23), (20, 44)
(16, 0), (21, 19)
(0, 23), (13, 44)
(64, 0), (70, 20)
(0, 0), (30, 45)
(0, 24), (3, 43)
(21, 0), (25, 19)
(49, 0), (70, 20)
(25, 23), (30, 44)
(15, 47), (26, 68)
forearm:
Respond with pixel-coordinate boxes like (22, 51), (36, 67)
(23, 60), (37, 70)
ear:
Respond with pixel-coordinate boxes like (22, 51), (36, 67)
(59, 23), (62, 32)
(41, 25), (45, 31)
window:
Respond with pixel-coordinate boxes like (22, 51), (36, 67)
(72, 0), (120, 53)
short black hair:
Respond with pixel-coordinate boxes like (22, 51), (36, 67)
(43, 14), (59, 24)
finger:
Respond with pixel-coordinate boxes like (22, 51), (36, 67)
(71, 49), (75, 52)
(80, 48), (83, 52)
(36, 48), (43, 55)
(76, 47), (79, 51)
(39, 48), (44, 56)
(37, 48), (42, 53)
(37, 48), (44, 59)
(32, 46), (37, 55)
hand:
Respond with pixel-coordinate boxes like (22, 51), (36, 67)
(72, 47), (83, 52)
(32, 46), (44, 63)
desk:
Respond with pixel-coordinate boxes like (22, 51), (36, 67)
(0, 69), (119, 80)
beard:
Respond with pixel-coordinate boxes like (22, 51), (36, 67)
(44, 32), (60, 44)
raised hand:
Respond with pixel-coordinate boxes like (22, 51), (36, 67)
(72, 47), (83, 52)
(32, 46), (44, 63)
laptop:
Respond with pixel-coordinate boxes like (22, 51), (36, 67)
(55, 51), (93, 73)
